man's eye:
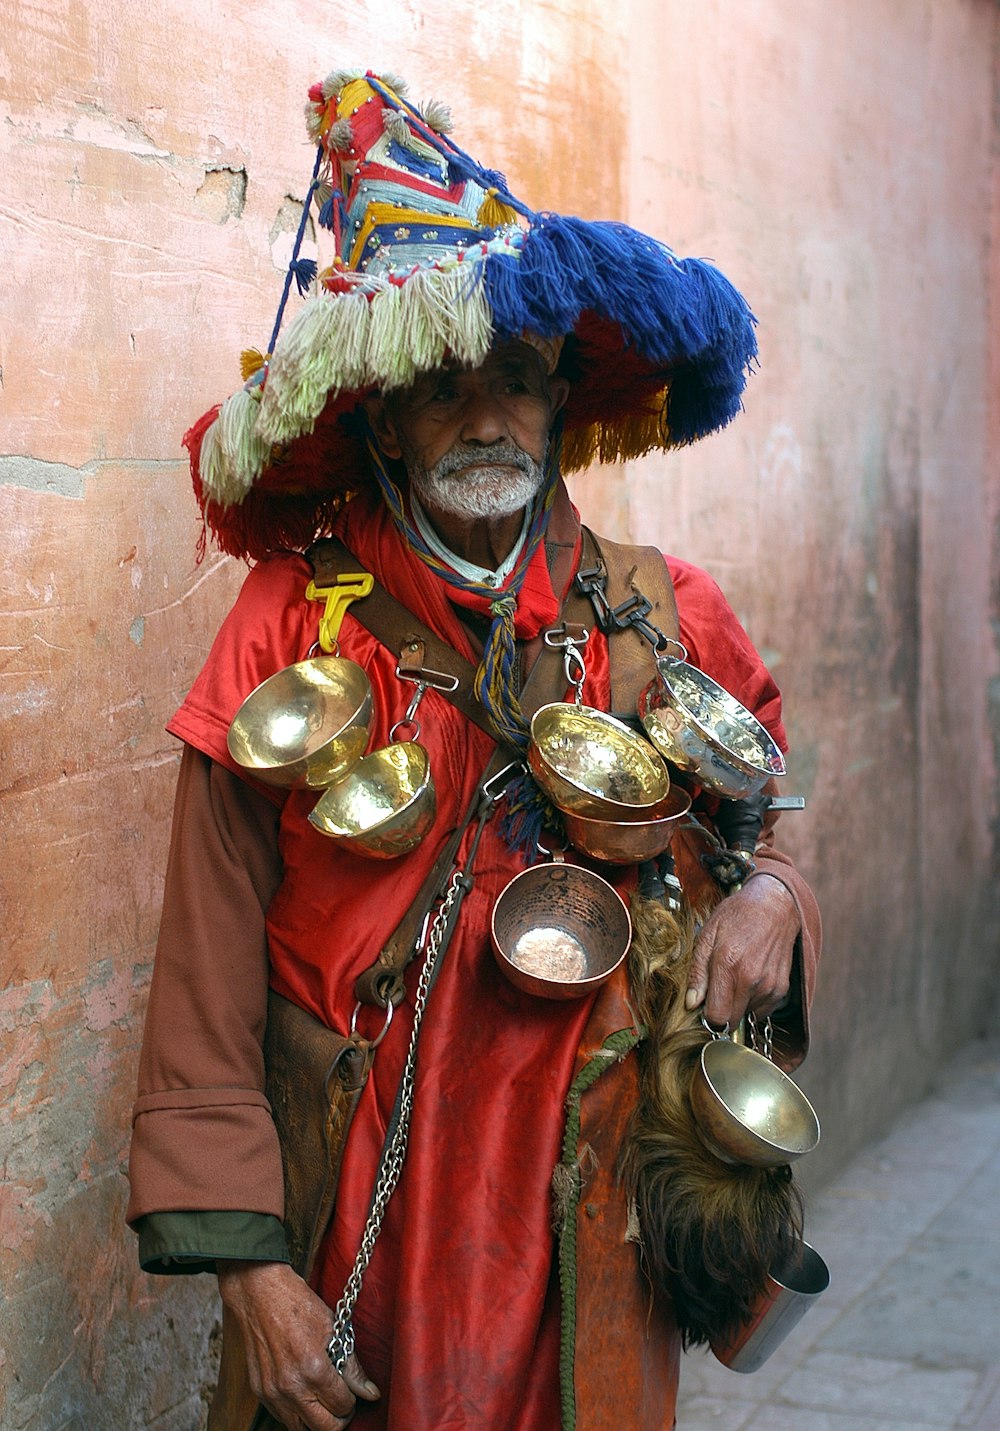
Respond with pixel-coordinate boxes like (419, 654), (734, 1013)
(430, 383), (458, 402)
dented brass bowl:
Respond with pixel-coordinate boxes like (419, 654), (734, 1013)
(562, 786), (692, 865)
(491, 860), (632, 1000)
(639, 658), (785, 800)
(690, 1038), (820, 1167)
(307, 741), (436, 858)
(227, 656), (373, 790)
(528, 703), (671, 820)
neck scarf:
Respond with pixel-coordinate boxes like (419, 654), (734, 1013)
(366, 423), (564, 749)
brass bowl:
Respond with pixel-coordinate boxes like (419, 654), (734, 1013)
(227, 656), (373, 790)
(689, 1038), (820, 1167)
(638, 658), (785, 800)
(491, 861), (632, 1000)
(528, 703), (671, 820)
(562, 787), (692, 865)
(307, 742), (436, 858)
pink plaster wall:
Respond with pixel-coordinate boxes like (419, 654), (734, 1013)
(1, 1), (997, 1423)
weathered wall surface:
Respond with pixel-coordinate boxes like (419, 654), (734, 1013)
(1, 0), (997, 1424)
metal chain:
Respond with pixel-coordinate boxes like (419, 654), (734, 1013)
(746, 1009), (774, 1063)
(326, 868), (465, 1374)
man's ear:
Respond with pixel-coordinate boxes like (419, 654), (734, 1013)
(547, 375), (570, 420)
(363, 394), (403, 459)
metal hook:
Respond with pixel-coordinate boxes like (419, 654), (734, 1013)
(543, 623), (589, 705)
(481, 760), (524, 804)
(390, 664), (460, 743)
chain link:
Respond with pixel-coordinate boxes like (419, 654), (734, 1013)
(326, 868), (466, 1374)
(746, 1009), (774, 1063)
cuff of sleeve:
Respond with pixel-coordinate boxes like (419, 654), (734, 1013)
(136, 1210), (291, 1276)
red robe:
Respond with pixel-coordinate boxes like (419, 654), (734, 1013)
(129, 486), (819, 1430)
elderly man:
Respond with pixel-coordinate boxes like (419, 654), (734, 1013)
(128, 69), (819, 1431)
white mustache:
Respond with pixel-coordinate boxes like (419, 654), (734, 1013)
(432, 443), (535, 479)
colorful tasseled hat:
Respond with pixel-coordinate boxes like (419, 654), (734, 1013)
(188, 67), (758, 559)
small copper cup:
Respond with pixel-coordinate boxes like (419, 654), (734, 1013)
(561, 787), (691, 865)
(491, 857), (632, 1000)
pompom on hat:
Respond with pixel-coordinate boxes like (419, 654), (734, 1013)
(188, 68), (758, 560)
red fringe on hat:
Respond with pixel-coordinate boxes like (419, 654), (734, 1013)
(184, 399), (372, 561)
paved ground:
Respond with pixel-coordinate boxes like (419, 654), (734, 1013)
(675, 1038), (1000, 1431)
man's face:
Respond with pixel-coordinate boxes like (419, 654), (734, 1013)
(372, 343), (569, 522)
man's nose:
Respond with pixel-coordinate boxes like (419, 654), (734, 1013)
(459, 392), (508, 445)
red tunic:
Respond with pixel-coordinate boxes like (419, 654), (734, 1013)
(139, 486), (812, 1430)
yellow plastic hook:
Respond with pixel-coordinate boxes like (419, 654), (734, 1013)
(305, 572), (374, 653)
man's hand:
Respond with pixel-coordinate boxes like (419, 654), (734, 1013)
(684, 874), (800, 1030)
(216, 1260), (380, 1431)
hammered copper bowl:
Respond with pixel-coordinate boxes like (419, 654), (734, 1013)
(562, 786), (692, 865)
(638, 658), (785, 800)
(307, 742), (436, 858)
(227, 656), (373, 790)
(491, 861), (632, 1000)
(689, 1038), (821, 1167)
(528, 703), (671, 820)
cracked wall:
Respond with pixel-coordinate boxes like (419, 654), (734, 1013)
(1, 0), (998, 1426)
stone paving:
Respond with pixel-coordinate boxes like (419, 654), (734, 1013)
(675, 1039), (1000, 1431)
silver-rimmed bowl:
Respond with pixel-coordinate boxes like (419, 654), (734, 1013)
(638, 658), (785, 799)
(689, 1038), (820, 1167)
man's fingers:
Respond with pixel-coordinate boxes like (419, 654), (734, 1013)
(341, 1351), (381, 1402)
(685, 926), (715, 1011)
(702, 958), (741, 1028)
(260, 1382), (343, 1431)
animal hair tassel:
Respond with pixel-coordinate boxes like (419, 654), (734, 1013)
(619, 895), (803, 1349)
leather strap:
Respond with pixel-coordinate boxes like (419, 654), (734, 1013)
(308, 527), (594, 733)
(582, 529), (681, 717)
(308, 539), (576, 1007)
(310, 535), (497, 739)
(351, 748), (510, 1008)
(306, 525), (674, 1008)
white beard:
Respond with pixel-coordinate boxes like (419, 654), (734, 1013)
(404, 441), (547, 520)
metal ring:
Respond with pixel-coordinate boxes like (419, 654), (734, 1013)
(655, 636), (688, 664)
(699, 1014), (730, 1039)
(395, 664), (460, 693)
(389, 718), (420, 743)
(349, 998), (395, 1047)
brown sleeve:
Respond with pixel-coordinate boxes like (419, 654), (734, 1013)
(746, 786), (822, 1072)
(127, 747), (286, 1223)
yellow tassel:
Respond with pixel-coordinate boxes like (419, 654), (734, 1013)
(477, 187), (519, 229)
(240, 348), (267, 382)
(562, 395), (673, 474)
(561, 425), (600, 474)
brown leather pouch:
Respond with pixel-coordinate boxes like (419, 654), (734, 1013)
(208, 992), (373, 1431)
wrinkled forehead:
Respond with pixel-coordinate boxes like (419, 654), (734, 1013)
(396, 340), (550, 402)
